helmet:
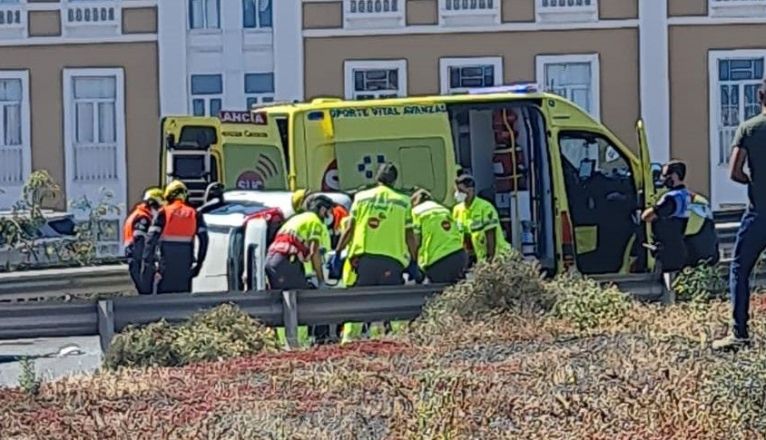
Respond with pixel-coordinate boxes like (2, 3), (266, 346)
(143, 187), (164, 205)
(164, 180), (188, 201)
(291, 189), (307, 212)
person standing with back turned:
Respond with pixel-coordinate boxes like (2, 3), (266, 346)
(714, 79), (766, 351)
(411, 189), (467, 284)
(332, 162), (419, 287)
(142, 180), (209, 294)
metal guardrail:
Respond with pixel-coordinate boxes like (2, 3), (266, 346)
(0, 284), (446, 353)
(0, 265), (132, 302)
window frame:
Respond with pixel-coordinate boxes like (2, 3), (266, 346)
(243, 0), (273, 29)
(439, 56), (503, 94)
(190, 73), (223, 116)
(343, 59), (408, 100)
(536, 53), (600, 120)
(244, 72), (275, 109)
(188, 0), (221, 31)
(0, 70), (30, 190)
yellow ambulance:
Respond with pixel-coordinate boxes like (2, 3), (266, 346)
(159, 111), (287, 205)
(159, 85), (714, 276)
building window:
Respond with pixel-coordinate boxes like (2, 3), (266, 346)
(344, 60), (407, 100)
(536, 0), (598, 23)
(0, 76), (23, 186)
(245, 73), (275, 109)
(537, 54), (600, 120)
(439, 57), (502, 94)
(716, 57), (764, 165)
(709, 0), (766, 18)
(190, 74), (223, 116)
(189, 0), (220, 30)
(72, 76), (118, 181)
(243, 0), (272, 28)
(344, 0), (406, 29)
(439, 0), (500, 26)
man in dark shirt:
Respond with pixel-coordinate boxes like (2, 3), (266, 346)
(714, 79), (766, 351)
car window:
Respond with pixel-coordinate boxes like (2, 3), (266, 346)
(208, 202), (267, 216)
(559, 132), (631, 180)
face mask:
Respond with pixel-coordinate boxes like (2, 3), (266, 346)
(454, 191), (467, 203)
(325, 213), (334, 227)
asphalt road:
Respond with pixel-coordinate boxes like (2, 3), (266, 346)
(0, 336), (101, 388)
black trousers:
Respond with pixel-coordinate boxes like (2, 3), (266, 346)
(128, 259), (152, 294)
(265, 253), (307, 290)
(425, 249), (468, 284)
(355, 255), (405, 287)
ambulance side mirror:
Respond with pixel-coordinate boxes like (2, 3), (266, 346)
(166, 133), (176, 150)
(650, 163), (663, 189)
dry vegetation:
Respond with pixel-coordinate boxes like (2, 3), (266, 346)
(2, 254), (766, 439)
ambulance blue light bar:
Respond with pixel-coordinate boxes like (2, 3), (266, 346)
(466, 83), (539, 95)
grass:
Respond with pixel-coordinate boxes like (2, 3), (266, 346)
(2, 255), (766, 439)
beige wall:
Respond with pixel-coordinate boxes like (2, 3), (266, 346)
(304, 28), (640, 146)
(407, 0), (438, 25)
(669, 24), (766, 196)
(303, 2), (343, 29)
(599, 0), (638, 20)
(28, 11), (61, 37)
(0, 43), (160, 208)
(668, 0), (707, 17)
(122, 7), (157, 34)
(502, 0), (534, 22)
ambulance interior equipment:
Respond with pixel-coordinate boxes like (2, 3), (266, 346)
(164, 122), (219, 207)
(448, 101), (556, 272)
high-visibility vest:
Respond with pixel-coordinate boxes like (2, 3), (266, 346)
(123, 204), (152, 247)
(161, 200), (197, 243)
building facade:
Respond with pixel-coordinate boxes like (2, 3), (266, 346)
(0, 0), (159, 254)
(2, 0), (764, 233)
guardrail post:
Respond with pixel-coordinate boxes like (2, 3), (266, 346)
(282, 290), (299, 349)
(661, 273), (676, 305)
(97, 300), (115, 353)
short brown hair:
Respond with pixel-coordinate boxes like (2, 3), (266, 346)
(663, 160), (686, 180)
(411, 188), (432, 206)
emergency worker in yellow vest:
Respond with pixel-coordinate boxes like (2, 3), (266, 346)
(265, 195), (333, 289)
(123, 187), (164, 294)
(331, 163), (419, 341)
(453, 174), (511, 262)
(331, 162), (419, 287)
(411, 189), (468, 284)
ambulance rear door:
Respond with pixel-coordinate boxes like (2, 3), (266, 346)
(161, 116), (220, 206)
(218, 111), (288, 191)
(329, 102), (456, 202)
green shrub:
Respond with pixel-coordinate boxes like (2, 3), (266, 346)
(18, 358), (41, 396)
(672, 263), (727, 302)
(412, 252), (553, 337)
(549, 274), (631, 330)
(103, 304), (279, 370)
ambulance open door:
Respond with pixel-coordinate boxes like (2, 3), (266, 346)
(161, 117), (219, 206)
(636, 119), (657, 270)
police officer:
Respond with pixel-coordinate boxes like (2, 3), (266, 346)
(714, 79), (766, 351)
(641, 160), (691, 274)
(265, 195), (333, 290)
(452, 174), (511, 263)
(331, 162), (418, 287)
(123, 187), (163, 294)
(411, 189), (467, 284)
(142, 180), (209, 294)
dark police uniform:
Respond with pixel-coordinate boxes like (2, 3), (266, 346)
(651, 186), (691, 273)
